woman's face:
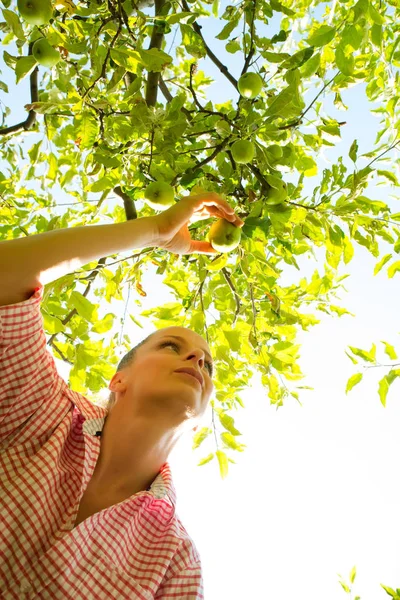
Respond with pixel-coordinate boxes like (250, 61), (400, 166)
(111, 326), (215, 427)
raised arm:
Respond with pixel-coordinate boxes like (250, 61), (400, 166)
(0, 217), (157, 307)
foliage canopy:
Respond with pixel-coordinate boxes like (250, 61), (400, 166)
(1, 0), (400, 495)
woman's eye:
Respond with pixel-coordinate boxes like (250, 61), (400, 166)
(160, 341), (213, 377)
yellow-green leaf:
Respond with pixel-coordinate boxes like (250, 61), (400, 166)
(349, 565), (357, 584)
(91, 313), (115, 333)
(42, 312), (65, 334)
(15, 56), (37, 84)
(307, 25), (336, 47)
(368, 3), (385, 25)
(70, 291), (98, 321)
(192, 427), (212, 450)
(381, 341), (398, 360)
(343, 237), (354, 264)
(374, 254), (392, 276)
(335, 46), (354, 76)
(2, 9), (25, 41)
(346, 373), (363, 393)
(216, 449), (229, 479)
(378, 375), (389, 407)
(339, 581), (351, 593)
(345, 351), (358, 365)
(205, 253), (228, 271)
(197, 452), (214, 466)
(348, 344), (376, 363)
(218, 411), (242, 435)
(221, 432), (246, 452)
(387, 261), (400, 278)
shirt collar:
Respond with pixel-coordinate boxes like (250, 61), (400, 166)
(62, 383), (177, 508)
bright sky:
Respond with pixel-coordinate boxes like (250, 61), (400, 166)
(2, 4), (400, 598)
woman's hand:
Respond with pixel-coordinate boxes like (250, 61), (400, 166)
(150, 192), (245, 255)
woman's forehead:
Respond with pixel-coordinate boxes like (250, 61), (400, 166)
(151, 328), (211, 356)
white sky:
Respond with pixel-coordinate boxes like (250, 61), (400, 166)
(2, 5), (400, 598)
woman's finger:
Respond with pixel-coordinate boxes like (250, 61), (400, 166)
(187, 239), (220, 255)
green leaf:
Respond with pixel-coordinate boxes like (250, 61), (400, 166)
(370, 24), (382, 47)
(378, 375), (389, 407)
(377, 170), (399, 185)
(91, 313), (115, 333)
(262, 51), (291, 63)
(280, 47), (314, 71)
(381, 341), (398, 360)
(70, 291), (98, 321)
(15, 56), (37, 84)
(215, 19), (239, 41)
(271, 29), (288, 44)
(307, 25), (336, 47)
(74, 111), (100, 151)
(270, 0), (295, 16)
(299, 52), (321, 78)
(346, 373), (363, 393)
(368, 3), (385, 25)
(335, 46), (355, 76)
(374, 254), (392, 275)
(387, 261), (400, 278)
(205, 253), (228, 271)
(353, 0), (369, 22)
(110, 48), (139, 72)
(138, 48), (173, 72)
(349, 139), (358, 163)
(42, 311), (65, 334)
(341, 24), (364, 50)
(1, 9), (25, 41)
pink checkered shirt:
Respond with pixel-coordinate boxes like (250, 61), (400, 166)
(0, 284), (204, 599)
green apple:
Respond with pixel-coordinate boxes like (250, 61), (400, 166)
(237, 72), (263, 99)
(265, 174), (288, 205)
(144, 181), (175, 209)
(17, 0), (53, 25)
(32, 38), (61, 68)
(231, 140), (255, 164)
(207, 218), (242, 253)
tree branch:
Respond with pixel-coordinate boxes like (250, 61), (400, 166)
(0, 43), (39, 136)
(180, 0), (238, 91)
(145, 0), (169, 107)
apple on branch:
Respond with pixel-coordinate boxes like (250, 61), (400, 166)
(264, 173), (288, 205)
(32, 38), (61, 68)
(237, 72), (263, 99)
(207, 218), (242, 253)
(231, 140), (255, 164)
(17, 0), (53, 25)
(144, 181), (175, 210)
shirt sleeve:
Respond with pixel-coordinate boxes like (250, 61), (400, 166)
(0, 283), (64, 442)
(154, 562), (204, 599)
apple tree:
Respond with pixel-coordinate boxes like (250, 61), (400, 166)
(0, 0), (400, 490)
